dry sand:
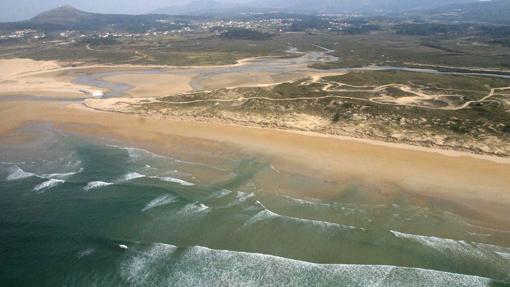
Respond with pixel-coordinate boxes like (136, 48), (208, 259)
(0, 58), (99, 98)
(197, 71), (340, 90)
(0, 58), (61, 79)
(198, 72), (287, 90)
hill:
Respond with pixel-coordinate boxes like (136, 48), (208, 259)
(1, 5), (189, 32)
(31, 5), (94, 25)
(429, 0), (510, 25)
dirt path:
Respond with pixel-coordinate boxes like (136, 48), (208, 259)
(454, 86), (510, 110)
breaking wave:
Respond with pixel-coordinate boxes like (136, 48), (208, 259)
(123, 172), (146, 181)
(151, 176), (194, 186)
(33, 179), (65, 192)
(5, 165), (81, 182)
(119, 243), (501, 287)
(6, 165), (36, 181)
(177, 203), (209, 215)
(390, 230), (510, 262)
(84, 181), (113, 191)
(142, 195), (178, 212)
(243, 201), (359, 231)
(41, 170), (81, 180)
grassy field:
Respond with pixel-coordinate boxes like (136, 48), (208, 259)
(3, 31), (510, 69)
(326, 70), (510, 101)
(307, 33), (510, 70)
(0, 34), (293, 66)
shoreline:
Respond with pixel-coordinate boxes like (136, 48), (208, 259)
(1, 100), (510, 229)
(83, 99), (510, 164)
(1, 56), (510, 229)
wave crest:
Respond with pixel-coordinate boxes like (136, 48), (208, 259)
(84, 181), (113, 191)
(142, 195), (178, 212)
(6, 166), (36, 181)
(120, 243), (498, 287)
(33, 179), (65, 192)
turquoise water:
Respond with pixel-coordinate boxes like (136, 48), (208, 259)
(1, 124), (509, 286)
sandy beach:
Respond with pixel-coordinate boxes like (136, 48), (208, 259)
(0, 98), (509, 229)
(1, 57), (510, 230)
(0, 59), (96, 98)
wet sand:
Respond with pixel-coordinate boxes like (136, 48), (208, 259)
(1, 99), (510, 230)
(103, 73), (193, 98)
(0, 57), (328, 99)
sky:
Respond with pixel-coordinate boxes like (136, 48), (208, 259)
(0, 0), (198, 22)
(0, 0), (483, 22)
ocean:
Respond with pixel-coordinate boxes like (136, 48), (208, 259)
(1, 124), (509, 286)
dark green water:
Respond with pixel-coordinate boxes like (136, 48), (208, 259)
(1, 124), (509, 286)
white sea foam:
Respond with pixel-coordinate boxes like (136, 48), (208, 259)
(243, 203), (358, 232)
(142, 195), (178, 212)
(120, 243), (495, 287)
(177, 203), (209, 215)
(6, 166), (36, 181)
(124, 147), (149, 159)
(391, 230), (470, 251)
(33, 179), (65, 192)
(152, 176), (194, 186)
(235, 192), (255, 203)
(468, 232), (491, 237)
(214, 191), (256, 208)
(77, 248), (96, 259)
(120, 146), (165, 160)
(270, 164), (281, 173)
(243, 209), (279, 226)
(211, 189), (233, 198)
(84, 181), (113, 191)
(41, 170), (80, 180)
(496, 252), (510, 260)
(121, 243), (177, 283)
(123, 172), (146, 181)
(389, 230), (508, 262)
(283, 195), (326, 206)
(106, 144), (165, 161)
